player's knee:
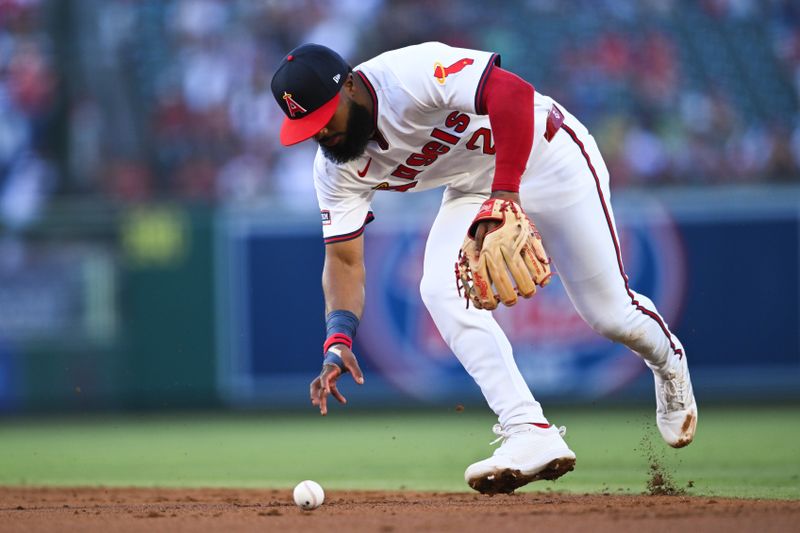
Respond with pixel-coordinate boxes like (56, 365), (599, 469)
(590, 314), (656, 353)
(419, 274), (448, 311)
(589, 315), (631, 344)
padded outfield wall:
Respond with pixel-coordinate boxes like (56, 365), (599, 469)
(215, 185), (800, 408)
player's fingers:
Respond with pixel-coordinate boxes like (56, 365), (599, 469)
(329, 382), (347, 404)
(318, 367), (341, 416)
(477, 221), (502, 252)
(345, 358), (365, 385)
(310, 378), (322, 406)
(319, 381), (331, 415)
(474, 224), (488, 252)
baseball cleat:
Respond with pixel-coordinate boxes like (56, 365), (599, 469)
(465, 423), (576, 495)
(653, 353), (698, 448)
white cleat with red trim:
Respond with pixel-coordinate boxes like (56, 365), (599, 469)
(465, 423), (576, 495)
(653, 352), (698, 448)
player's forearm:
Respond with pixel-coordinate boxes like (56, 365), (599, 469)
(482, 67), (535, 193)
(322, 251), (365, 317)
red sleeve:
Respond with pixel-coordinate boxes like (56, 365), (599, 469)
(480, 67), (534, 193)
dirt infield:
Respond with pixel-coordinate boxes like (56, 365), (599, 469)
(1, 487), (798, 533)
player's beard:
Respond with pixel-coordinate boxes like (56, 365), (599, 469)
(320, 101), (374, 164)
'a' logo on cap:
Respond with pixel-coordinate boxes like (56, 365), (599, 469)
(282, 91), (307, 118)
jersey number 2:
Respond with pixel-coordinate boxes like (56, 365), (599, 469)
(465, 127), (495, 155)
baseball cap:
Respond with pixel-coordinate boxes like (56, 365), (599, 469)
(271, 44), (350, 146)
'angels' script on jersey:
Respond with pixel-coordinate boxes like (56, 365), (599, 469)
(388, 111), (495, 187)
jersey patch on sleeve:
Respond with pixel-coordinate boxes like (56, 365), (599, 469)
(433, 58), (474, 85)
(321, 210), (331, 225)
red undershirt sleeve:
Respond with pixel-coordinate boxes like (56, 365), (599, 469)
(480, 67), (535, 193)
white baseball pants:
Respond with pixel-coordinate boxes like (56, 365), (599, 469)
(419, 106), (683, 427)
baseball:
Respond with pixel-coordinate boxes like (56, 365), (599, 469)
(293, 480), (325, 510)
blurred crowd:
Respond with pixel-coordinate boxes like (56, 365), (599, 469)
(1, 0), (799, 212)
(547, 0), (800, 188)
(0, 0), (56, 232)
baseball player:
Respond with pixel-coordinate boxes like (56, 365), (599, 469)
(270, 42), (697, 494)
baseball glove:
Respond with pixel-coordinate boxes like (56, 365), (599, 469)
(455, 198), (551, 310)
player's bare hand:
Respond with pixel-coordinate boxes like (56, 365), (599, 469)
(473, 220), (500, 252)
(474, 191), (522, 251)
(309, 345), (364, 416)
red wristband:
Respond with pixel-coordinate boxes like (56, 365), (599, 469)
(323, 333), (353, 353)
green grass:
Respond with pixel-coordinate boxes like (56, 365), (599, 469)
(0, 405), (797, 499)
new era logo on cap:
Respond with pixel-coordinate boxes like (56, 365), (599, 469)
(271, 44), (350, 146)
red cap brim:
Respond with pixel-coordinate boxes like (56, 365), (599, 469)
(279, 93), (341, 146)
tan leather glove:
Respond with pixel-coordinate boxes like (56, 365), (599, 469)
(456, 198), (551, 310)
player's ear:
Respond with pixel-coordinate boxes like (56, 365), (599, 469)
(343, 71), (356, 92)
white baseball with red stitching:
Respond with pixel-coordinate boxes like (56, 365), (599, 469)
(293, 480), (325, 510)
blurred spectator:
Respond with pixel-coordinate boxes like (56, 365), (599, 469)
(0, 0), (57, 246)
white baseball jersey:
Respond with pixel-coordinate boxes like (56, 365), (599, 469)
(315, 41), (507, 244)
(309, 42), (692, 446)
